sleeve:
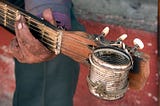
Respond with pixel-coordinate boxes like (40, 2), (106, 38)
(24, 0), (72, 30)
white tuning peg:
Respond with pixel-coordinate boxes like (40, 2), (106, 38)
(118, 34), (128, 41)
(101, 26), (109, 37)
(133, 38), (144, 49)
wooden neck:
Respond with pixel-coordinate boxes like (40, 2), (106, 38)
(0, 1), (60, 52)
(0, 1), (97, 63)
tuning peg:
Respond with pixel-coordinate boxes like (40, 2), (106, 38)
(115, 34), (128, 45)
(101, 26), (109, 37)
(118, 34), (128, 41)
(133, 38), (144, 49)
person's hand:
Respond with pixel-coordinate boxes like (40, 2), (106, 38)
(8, 9), (57, 63)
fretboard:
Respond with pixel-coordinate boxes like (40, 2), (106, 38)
(0, 1), (60, 53)
(0, 1), (98, 63)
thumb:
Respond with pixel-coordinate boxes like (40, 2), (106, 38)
(42, 8), (57, 25)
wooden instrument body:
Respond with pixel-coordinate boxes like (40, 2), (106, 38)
(61, 31), (97, 63)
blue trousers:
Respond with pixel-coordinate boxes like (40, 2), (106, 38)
(6, 1), (85, 106)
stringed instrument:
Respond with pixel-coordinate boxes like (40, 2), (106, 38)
(0, 1), (150, 100)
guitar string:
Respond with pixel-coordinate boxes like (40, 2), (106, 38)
(0, 17), (89, 60)
(0, 6), (92, 59)
(0, 7), (92, 45)
(0, 16), (57, 46)
(0, 3), (66, 35)
(0, 10), (57, 42)
(0, 6), (58, 38)
(0, 5), (90, 39)
(0, 15), (88, 60)
(0, 8), (60, 44)
(0, 15), (92, 48)
(0, 10), (94, 47)
(0, 5), (93, 42)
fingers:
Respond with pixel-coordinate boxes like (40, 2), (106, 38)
(42, 8), (57, 25)
(15, 15), (33, 44)
(15, 15), (39, 54)
(9, 10), (56, 63)
(14, 15), (37, 60)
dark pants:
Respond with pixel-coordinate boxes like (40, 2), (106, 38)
(6, 0), (85, 106)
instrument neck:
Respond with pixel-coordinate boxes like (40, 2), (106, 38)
(0, 1), (60, 52)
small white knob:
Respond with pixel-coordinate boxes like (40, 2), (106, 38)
(119, 34), (128, 41)
(101, 27), (109, 37)
(133, 38), (144, 49)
